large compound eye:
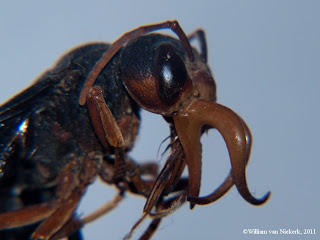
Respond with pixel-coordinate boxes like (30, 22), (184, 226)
(155, 43), (188, 106)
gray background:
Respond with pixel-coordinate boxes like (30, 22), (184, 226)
(1, 0), (319, 239)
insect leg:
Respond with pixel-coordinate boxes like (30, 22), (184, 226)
(50, 193), (124, 240)
(123, 158), (159, 197)
(31, 190), (82, 240)
(86, 86), (126, 182)
(0, 172), (84, 239)
(0, 159), (86, 234)
(0, 203), (57, 230)
(30, 159), (94, 239)
(55, 158), (160, 240)
(127, 181), (189, 240)
(138, 218), (161, 240)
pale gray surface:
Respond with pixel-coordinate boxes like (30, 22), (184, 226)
(0, 1), (319, 239)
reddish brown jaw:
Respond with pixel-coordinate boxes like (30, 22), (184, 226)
(187, 115), (252, 205)
(173, 99), (270, 207)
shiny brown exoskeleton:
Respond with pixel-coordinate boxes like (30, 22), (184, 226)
(0, 20), (270, 240)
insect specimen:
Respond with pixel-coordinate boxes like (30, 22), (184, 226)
(0, 20), (270, 239)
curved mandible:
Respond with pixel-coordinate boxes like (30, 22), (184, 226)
(187, 117), (252, 205)
(79, 20), (194, 105)
(174, 99), (270, 206)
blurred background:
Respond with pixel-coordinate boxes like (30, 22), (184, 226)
(1, 0), (319, 239)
